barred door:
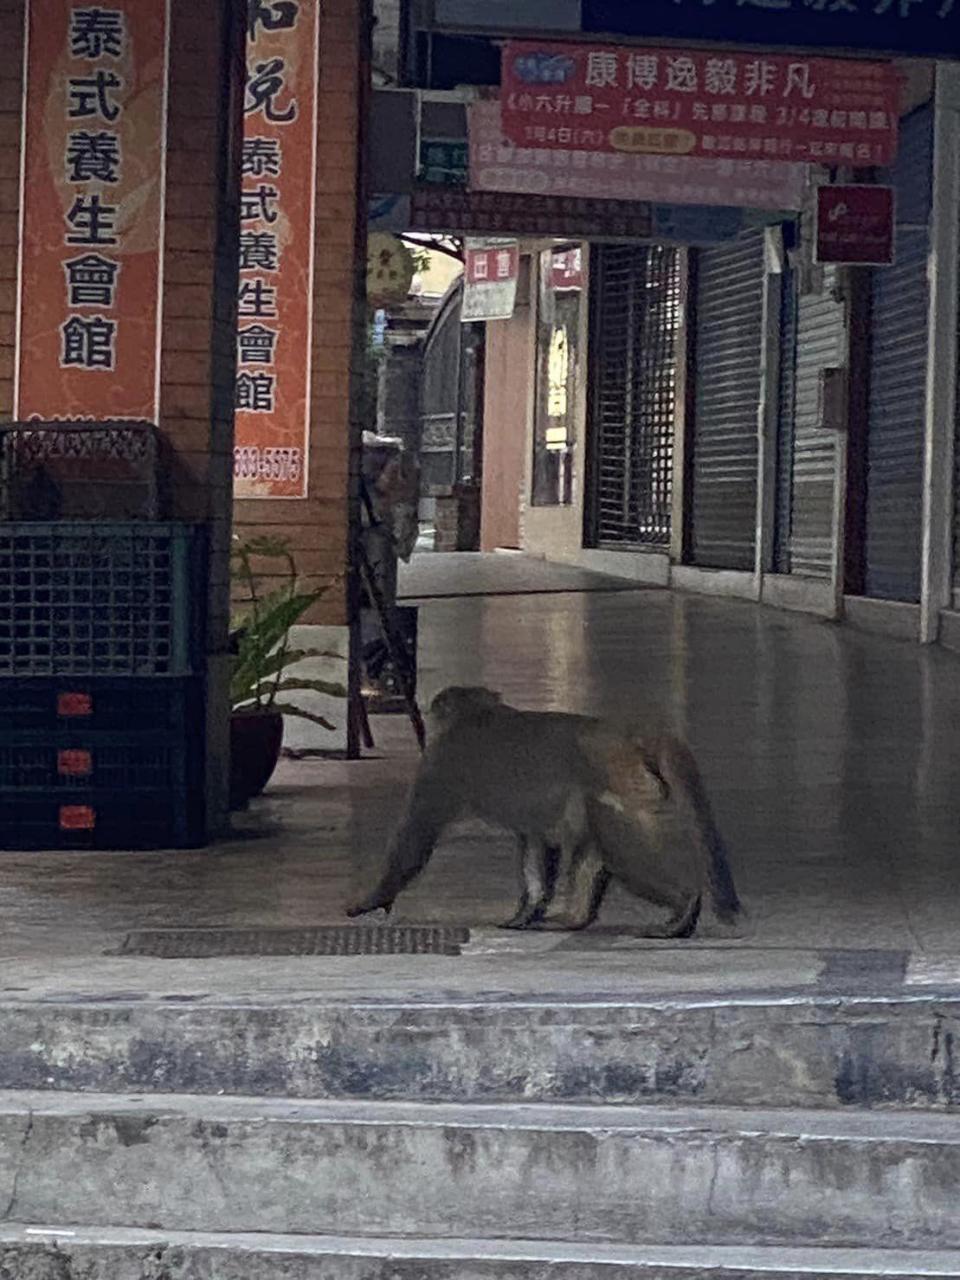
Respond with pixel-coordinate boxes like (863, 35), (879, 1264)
(588, 244), (682, 548)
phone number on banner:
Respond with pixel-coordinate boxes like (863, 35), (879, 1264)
(233, 447), (304, 484)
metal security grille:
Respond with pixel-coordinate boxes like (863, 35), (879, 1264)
(690, 230), (765, 571)
(590, 243), (681, 548)
(773, 258), (798, 573)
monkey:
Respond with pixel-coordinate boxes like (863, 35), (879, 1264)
(345, 686), (741, 937)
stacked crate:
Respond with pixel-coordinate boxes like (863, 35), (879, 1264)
(0, 425), (207, 850)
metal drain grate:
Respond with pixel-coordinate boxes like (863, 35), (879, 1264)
(112, 925), (471, 958)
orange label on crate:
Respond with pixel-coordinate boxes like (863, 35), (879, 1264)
(57, 692), (92, 717)
(58, 749), (92, 777)
(59, 804), (96, 831)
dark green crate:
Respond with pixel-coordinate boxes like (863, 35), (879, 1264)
(0, 788), (204, 850)
(0, 522), (204, 677)
(0, 676), (200, 737)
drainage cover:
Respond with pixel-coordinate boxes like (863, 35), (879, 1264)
(112, 925), (471, 959)
(112, 926), (471, 957)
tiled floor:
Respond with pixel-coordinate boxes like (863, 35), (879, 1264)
(4, 563), (960, 1002)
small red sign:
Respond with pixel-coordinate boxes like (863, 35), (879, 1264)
(551, 248), (584, 291)
(58, 749), (93, 778)
(59, 804), (96, 831)
(815, 184), (895, 266)
(466, 243), (519, 285)
(57, 691), (93, 718)
(501, 41), (900, 167)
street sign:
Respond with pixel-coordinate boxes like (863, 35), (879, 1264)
(815, 184), (896, 265)
(501, 41), (900, 167)
(462, 240), (520, 322)
(582, 0), (960, 62)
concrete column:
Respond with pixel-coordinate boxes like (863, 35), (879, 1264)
(755, 226), (785, 589)
(919, 64), (960, 644)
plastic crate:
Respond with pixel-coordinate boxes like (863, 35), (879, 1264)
(0, 676), (205, 850)
(0, 788), (204, 850)
(0, 522), (204, 676)
(0, 741), (190, 791)
(0, 676), (199, 737)
(0, 420), (165, 520)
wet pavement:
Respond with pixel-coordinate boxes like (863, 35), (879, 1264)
(3, 564), (960, 1002)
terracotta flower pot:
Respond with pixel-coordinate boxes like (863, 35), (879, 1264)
(230, 709), (284, 810)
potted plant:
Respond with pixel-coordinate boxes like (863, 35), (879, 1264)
(229, 535), (346, 810)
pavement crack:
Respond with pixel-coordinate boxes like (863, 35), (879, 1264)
(1, 1106), (34, 1222)
(705, 1141), (721, 1219)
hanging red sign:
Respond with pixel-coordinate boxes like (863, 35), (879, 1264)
(234, 0), (319, 500)
(501, 42), (900, 168)
(815, 184), (895, 267)
(16, 0), (169, 423)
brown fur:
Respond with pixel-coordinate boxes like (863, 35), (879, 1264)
(346, 686), (741, 935)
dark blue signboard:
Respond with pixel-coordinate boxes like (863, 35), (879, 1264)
(583, 0), (960, 60)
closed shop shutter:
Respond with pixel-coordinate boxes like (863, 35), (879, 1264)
(690, 230), (765, 570)
(774, 259), (798, 573)
(864, 105), (933, 603)
(588, 243), (682, 548)
(788, 267), (845, 578)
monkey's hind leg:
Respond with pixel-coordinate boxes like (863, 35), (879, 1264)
(534, 844), (611, 932)
(640, 892), (702, 939)
(499, 838), (560, 929)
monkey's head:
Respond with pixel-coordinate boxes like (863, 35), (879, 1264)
(428, 685), (503, 734)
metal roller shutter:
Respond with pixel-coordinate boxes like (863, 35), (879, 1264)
(690, 230), (765, 570)
(774, 259), (798, 573)
(789, 267), (845, 578)
(589, 243), (682, 548)
(864, 105), (933, 603)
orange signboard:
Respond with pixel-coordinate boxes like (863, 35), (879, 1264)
(233, 0), (319, 500)
(16, 0), (168, 422)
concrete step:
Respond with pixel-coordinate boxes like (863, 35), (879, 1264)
(3, 1092), (960, 1246)
(3, 1227), (960, 1280)
(1, 992), (958, 1109)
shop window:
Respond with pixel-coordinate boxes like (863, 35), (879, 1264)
(532, 245), (583, 507)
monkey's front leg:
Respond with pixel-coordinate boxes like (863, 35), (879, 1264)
(499, 838), (559, 929)
(346, 778), (453, 918)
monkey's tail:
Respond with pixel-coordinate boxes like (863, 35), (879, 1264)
(654, 737), (742, 925)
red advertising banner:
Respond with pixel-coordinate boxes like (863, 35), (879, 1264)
(815, 184), (895, 267)
(501, 42), (899, 168)
(470, 99), (805, 214)
(16, 0), (169, 422)
(234, 0), (319, 500)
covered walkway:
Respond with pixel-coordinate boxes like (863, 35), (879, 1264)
(2, 559), (960, 1002)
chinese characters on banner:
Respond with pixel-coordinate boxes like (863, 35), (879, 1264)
(500, 43), (899, 167)
(462, 241), (520, 323)
(235, 0), (319, 500)
(16, 1), (168, 421)
(469, 99), (805, 213)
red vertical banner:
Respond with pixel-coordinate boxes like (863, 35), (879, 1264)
(16, 1), (168, 422)
(234, 0), (319, 501)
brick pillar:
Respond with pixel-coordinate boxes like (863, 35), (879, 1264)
(161, 0), (245, 832)
(0, 0), (23, 421)
(233, 0), (370, 755)
(1, 0), (243, 836)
